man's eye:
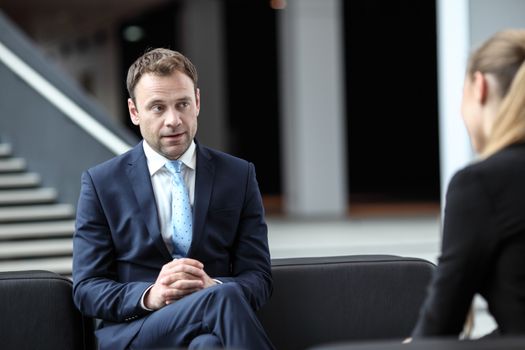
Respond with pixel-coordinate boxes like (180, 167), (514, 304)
(178, 102), (190, 109)
(152, 105), (164, 112)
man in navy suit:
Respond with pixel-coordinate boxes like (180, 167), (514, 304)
(72, 48), (275, 350)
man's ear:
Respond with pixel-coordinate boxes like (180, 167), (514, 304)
(128, 98), (140, 125)
(195, 88), (201, 117)
(473, 71), (488, 105)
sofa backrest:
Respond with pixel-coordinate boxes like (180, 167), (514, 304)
(257, 255), (436, 350)
(0, 255), (435, 350)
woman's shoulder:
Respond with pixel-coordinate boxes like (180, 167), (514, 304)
(451, 142), (525, 191)
(462, 143), (525, 174)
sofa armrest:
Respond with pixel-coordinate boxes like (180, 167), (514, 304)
(0, 270), (96, 350)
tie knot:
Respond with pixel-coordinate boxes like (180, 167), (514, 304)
(166, 160), (183, 174)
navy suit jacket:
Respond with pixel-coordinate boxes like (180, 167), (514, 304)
(72, 141), (273, 348)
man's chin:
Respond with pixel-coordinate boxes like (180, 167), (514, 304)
(161, 144), (188, 159)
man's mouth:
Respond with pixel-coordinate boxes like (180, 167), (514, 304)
(164, 132), (184, 139)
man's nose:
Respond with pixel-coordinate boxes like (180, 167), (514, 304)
(165, 108), (182, 126)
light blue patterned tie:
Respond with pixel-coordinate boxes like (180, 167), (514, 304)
(165, 160), (192, 258)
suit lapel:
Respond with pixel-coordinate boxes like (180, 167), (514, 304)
(190, 144), (215, 256)
(126, 143), (172, 260)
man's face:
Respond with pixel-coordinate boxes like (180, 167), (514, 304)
(128, 70), (200, 160)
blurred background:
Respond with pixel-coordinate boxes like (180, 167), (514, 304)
(0, 0), (443, 213)
(1, 0), (525, 337)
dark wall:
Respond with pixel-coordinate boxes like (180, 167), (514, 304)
(344, 0), (440, 203)
(221, 0), (439, 201)
(224, 0), (282, 195)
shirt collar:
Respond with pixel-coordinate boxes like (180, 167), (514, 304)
(143, 140), (196, 176)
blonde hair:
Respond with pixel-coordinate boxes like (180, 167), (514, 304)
(466, 29), (525, 157)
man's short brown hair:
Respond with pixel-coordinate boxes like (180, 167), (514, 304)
(126, 48), (198, 99)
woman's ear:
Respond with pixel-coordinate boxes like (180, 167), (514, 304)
(473, 71), (488, 105)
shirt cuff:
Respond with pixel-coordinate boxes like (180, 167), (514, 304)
(140, 284), (155, 311)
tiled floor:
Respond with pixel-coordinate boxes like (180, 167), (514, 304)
(266, 214), (497, 339)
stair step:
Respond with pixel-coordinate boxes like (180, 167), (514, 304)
(0, 238), (72, 259)
(0, 158), (26, 173)
(0, 188), (57, 205)
(0, 173), (41, 189)
(0, 204), (75, 223)
(0, 256), (72, 275)
(0, 144), (12, 158)
(0, 220), (75, 240)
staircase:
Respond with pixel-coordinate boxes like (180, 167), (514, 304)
(0, 143), (75, 275)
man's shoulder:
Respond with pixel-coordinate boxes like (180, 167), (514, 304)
(198, 144), (250, 167)
(86, 143), (142, 175)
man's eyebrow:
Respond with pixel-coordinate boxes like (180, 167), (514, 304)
(145, 99), (165, 108)
(144, 96), (192, 108)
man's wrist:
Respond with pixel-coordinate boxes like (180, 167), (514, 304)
(140, 284), (155, 311)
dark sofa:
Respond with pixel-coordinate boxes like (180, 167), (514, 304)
(0, 269), (95, 350)
(257, 255), (435, 349)
(0, 254), (435, 350)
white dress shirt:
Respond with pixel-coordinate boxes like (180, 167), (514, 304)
(142, 140), (196, 255)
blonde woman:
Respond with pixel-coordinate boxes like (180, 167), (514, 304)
(412, 29), (525, 338)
